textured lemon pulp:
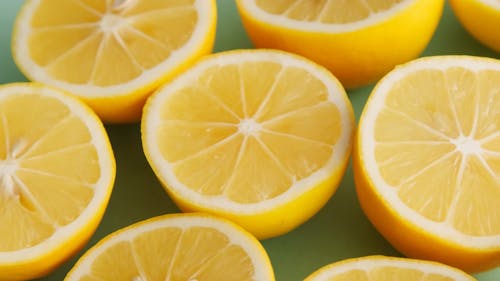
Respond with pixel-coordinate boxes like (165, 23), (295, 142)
(64, 215), (273, 281)
(362, 58), (500, 246)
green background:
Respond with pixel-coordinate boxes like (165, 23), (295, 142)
(0, 1), (499, 280)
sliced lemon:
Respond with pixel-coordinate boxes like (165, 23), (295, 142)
(353, 56), (500, 272)
(142, 49), (354, 239)
(12, 0), (217, 123)
(235, 0), (444, 88)
(64, 213), (274, 281)
(305, 256), (476, 281)
(0, 83), (115, 280)
(450, 0), (500, 52)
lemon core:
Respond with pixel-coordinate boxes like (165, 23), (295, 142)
(452, 136), (482, 155)
(99, 14), (126, 33)
(238, 118), (262, 136)
(1, 138), (29, 197)
(0, 163), (17, 196)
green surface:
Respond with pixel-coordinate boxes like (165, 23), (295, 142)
(0, 1), (498, 280)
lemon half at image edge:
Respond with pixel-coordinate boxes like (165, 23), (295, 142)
(236, 0), (445, 88)
(12, 0), (217, 123)
(0, 83), (115, 280)
(304, 255), (476, 281)
(64, 213), (275, 281)
(354, 55), (500, 273)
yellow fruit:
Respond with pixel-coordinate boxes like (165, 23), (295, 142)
(64, 213), (275, 281)
(353, 56), (500, 272)
(235, 0), (445, 89)
(142, 49), (354, 239)
(304, 255), (476, 281)
(450, 0), (500, 52)
(12, 0), (217, 123)
(0, 83), (115, 280)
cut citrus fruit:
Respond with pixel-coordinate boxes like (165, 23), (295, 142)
(353, 56), (500, 272)
(142, 49), (354, 239)
(235, 0), (444, 89)
(0, 83), (115, 280)
(64, 213), (275, 281)
(450, 0), (500, 52)
(304, 255), (476, 281)
(12, 0), (217, 123)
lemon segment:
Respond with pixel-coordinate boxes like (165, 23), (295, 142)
(12, 0), (217, 123)
(354, 56), (500, 272)
(64, 213), (275, 281)
(142, 49), (354, 239)
(0, 83), (115, 280)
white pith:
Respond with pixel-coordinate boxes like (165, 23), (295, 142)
(478, 0), (500, 10)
